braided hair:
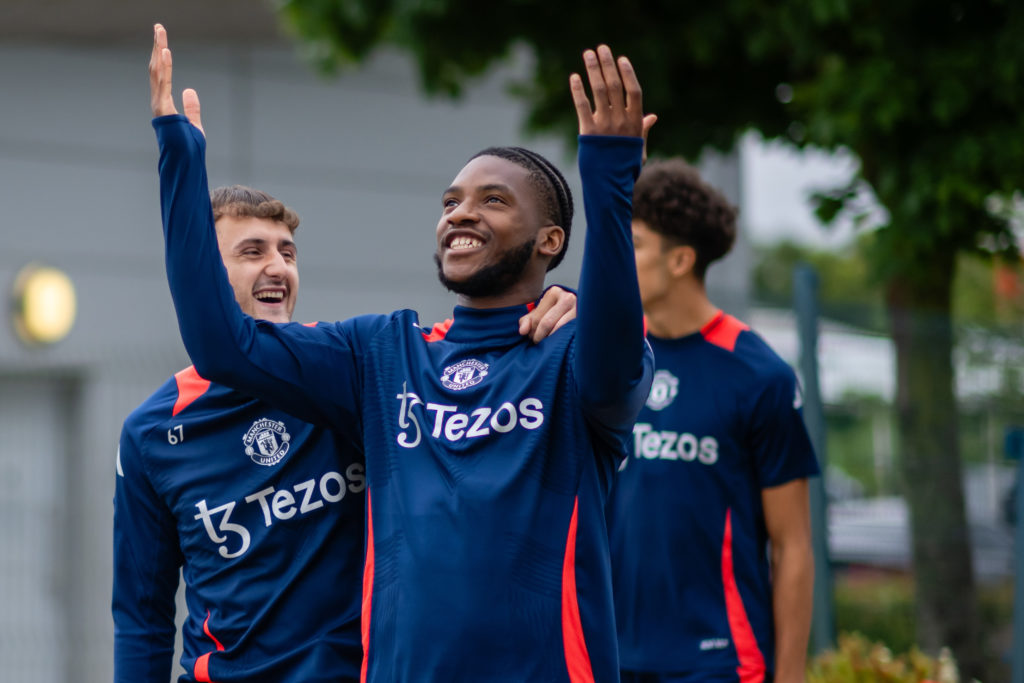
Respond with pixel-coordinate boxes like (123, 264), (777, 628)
(469, 147), (574, 271)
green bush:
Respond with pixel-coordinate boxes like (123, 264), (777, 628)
(834, 572), (916, 653)
(808, 633), (961, 683)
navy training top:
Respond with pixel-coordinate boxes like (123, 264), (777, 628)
(113, 366), (365, 682)
(608, 312), (819, 679)
(153, 115), (654, 683)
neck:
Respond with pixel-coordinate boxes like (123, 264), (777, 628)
(457, 279), (544, 309)
(644, 278), (719, 338)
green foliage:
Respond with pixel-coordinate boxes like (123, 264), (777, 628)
(277, 0), (1024, 279)
(807, 632), (960, 683)
(754, 238), (1024, 331)
(752, 237), (886, 331)
(831, 573), (1013, 681)
(834, 574), (917, 654)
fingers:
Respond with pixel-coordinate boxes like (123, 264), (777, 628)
(597, 46), (624, 111)
(571, 45), (645, 138)
(641, 114), (657, 163)
(532, 290), (577, 342)
(149, 23), (178, 117)
(616, 55), (643, 116)
(583, 49), (608, 110)
(518, 288), (578, 342)
(182, 88), (205, 136)
(569, 73), (595, 135)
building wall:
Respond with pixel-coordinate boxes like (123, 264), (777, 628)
(0, 31), (749, 682)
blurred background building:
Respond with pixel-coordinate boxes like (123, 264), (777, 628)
(1, 1), (1018, 681)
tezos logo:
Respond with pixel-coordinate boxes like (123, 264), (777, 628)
(441, 359), (489, 391)
(243, 418), (291, 466)
(645, 369), (679, 411)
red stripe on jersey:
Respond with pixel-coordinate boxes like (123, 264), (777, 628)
(422, 319), (453, 342)
(701, 311), (749, 353)
(172, 366), (211, 417)
(561, 497), (595, 683)
(360, 490), (375, 683)
(194, 610), (225, 682)
(721, 509), (766, 683)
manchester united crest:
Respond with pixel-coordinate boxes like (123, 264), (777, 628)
(645, 369), (679, 411)
(243, 418), (291, 466)
(440, 359), (489, 391)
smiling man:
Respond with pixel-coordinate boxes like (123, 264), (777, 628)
(149, 22), (654, 682)
(112, 186), (367, 683)
(113, 181), (575, 683)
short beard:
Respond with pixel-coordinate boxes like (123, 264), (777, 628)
(435, 237), (536, 299)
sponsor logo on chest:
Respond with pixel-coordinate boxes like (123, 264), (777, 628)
(394, 356), (545, 448)
(193, 463), (366, 560)
(631, 422), (719, 465)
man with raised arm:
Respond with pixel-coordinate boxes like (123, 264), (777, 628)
(150, 23), (654, 682)
(112, 184), (574, 683)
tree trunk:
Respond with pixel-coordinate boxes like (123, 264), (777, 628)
(886, 250), (985, 679)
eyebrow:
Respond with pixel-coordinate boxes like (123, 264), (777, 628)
(234, 237), (297, 252)
(442, 183), (515, 197)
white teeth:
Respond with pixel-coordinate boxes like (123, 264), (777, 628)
(255, 291), (284, 302)
(449, 236), (482, 250)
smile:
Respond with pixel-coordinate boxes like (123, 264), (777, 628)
(254, 290), (285, 303)
(448, 236), (483, 250)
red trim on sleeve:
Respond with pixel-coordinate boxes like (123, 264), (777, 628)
(360, 489), (375, 683)
(701, 311), (749, 353)
(194, 610), (225, 683)
(721, 509), (766, 683)
(172, 366), (211, 417)
(422, 319), (453, 342)
(561, 497), (595, 683)
(303, 321), (318, 327)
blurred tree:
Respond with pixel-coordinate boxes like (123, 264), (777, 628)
(276, 0), (1024, 675)
(752, 237), (886, 331)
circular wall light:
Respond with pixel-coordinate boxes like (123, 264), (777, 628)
(11, 264), (77, 346)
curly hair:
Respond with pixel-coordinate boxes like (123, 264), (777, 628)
(469, 147), (574, 271)
(210, 185), (300, 233)
(633, 159), (738, 280)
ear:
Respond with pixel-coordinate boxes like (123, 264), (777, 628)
(666, 244), (697, 278)
(536, 225), (566, 260)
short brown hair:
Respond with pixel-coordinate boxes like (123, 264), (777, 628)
(633, 159), (738, 280)
(210, 185), (300, 233)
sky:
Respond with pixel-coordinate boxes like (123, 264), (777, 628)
(741, 134), (881, 250)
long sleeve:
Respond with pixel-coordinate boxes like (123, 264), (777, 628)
(112, 424), (182, 683)
(154, 115), (365, 434)
(574, 135), (653, 432)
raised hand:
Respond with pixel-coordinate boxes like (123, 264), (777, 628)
(570, 45), (656, 146)
(148, 24), (205, 135)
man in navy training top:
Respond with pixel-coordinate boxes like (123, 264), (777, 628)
(608, 158), (820, 683)
(117, 76), (576, 682)
(150, 22), (655, 683)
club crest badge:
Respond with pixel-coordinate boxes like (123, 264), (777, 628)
(645, 369), (679, 411)
(440, 359), (489, 391)
(243, 418), (291, 466)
